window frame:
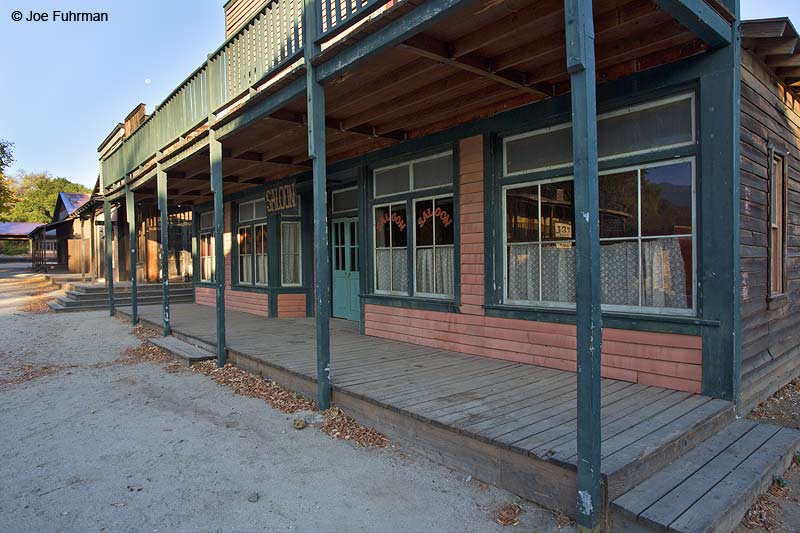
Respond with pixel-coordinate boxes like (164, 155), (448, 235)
(199, 231), (215, 283)
(254, 222), (269, 287)
(412, 193), (456, 299)
(373, 150), (454, 199)
(233, 201), (268, 288)
(372, 200), (410, 296)
(501, 158), (697, 316)
(280, 219), (303, 287)
(502, 93), (697, 177)
(768, 144), (789, 298)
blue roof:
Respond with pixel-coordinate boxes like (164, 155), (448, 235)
(0, 222), (43, 238)
(59, 192), (90, 216)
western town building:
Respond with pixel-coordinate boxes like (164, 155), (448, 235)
(74, 0), (800, 530)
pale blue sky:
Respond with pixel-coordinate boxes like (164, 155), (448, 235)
(0, 0), (797, 189)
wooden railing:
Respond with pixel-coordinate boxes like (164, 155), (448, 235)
(101, 0), (393, 190)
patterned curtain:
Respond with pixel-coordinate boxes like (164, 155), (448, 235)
(642, 239), (688, 309)
(508, 243), (540, 301)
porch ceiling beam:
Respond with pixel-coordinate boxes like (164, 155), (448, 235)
(268, 109), (407, 141)
(752, 37), (799, 56)
(766, 54), (800, 68)
(315, 0), (483, 83)
(399, 34), (554, 97)
(650, 0), (731, 48)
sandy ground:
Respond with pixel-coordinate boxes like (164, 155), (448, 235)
(0, 264), (567, 533)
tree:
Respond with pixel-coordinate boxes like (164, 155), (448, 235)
(0, 140), (15, 220)
(4, 172), (90, 223)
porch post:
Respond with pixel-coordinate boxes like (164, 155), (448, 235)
(90, 211), (96, 281)
(157, 162), (171, 336)
(304, 0), (332, 410)
(565, 0), (602, 530)
(80, 218), (86, 283)
(209, 131), (227, 367)
(103, 198), (115, 316)
(125, 184), (138, 324)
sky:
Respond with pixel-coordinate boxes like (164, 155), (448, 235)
(0, 0), (798, 190)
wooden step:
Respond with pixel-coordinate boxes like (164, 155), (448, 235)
(148, 336), (215, 365)
(611, 419), (800, 532)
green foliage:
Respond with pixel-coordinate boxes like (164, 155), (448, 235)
(0, 140), (15, 220)
(3, 172), (90, 223)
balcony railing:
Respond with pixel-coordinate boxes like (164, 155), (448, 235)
(102, 0), (322, 190)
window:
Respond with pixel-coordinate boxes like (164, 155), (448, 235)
(415, 196), (455, 297)
(374, 203), (409, 293)
(238, 226), (253, 285)
(504, 94), (695, 176)
(281, 221), (301, 286)
(770, 150), (787, 296)
(255, 223), (268, 286)
(372, 151), (455, 298)
(504, 160), (694, 312)
(332, 188), (358, 213)
(239, 199), (266, 223)
(199, 211), (214, 282)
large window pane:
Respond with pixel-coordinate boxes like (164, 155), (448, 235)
(506, 185), (539, 244)
(413, 154), (453, 190)
(415, 197), (454, 297)
(600, 240), (639, 306)
(641, 237), (692, 309)
(505, 126), (573, 175)
(238, 227), (253, 285)
(200, 233), (214, 282)
(374, 204), (408, 293)
(374, 166), (410, 197)
(600, 171), (638, 238)
(281, 222), (301, 286)
(507, 243), (539, 301)
(541, 242), (575, 302)
(598, 97), (693, 158)
(255, 224), (267, 286)
(641, 162), (693, 236)
(541, 181), (574, 241)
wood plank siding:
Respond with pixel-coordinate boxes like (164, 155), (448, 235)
(224, 0), (269, 37)
(364, 136), (704, 393)
(739, 49), (800, 411)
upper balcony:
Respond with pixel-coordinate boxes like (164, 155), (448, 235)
(100, 0), (736, 196)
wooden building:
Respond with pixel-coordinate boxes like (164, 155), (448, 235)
(93, 0), (800, 529)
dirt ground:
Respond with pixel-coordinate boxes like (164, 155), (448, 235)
(0, 264), (568, 533)
(736, 378), (800, 532)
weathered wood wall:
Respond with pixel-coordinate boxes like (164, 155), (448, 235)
(739, 49), (800, 411)
(364, 136), (704, 393)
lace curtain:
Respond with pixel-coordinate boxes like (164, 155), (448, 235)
(416, 245), (454, 296)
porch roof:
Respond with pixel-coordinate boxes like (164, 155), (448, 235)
(103, 0), (734, 206)
(742, 17), (800, 99)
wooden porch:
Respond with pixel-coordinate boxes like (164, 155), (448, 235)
(119, 302), (736, 521)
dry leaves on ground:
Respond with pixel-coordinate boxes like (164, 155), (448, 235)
(494, 503), (524, 526)
(553, 510), (574, 529)
(741, 494), (781, 531)
(321, 407), (390, 448)
(0, 363), (62, 386)
(749, 377), (800, 429)
(192, 362), (315, 413)
(19, 297), (51, 313)
(131, 324), (159, 340)
(118, 343), (173, 365)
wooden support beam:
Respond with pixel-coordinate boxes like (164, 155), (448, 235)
(565, 0), (602, 529)
(304, 0), (332, 411)
(157, 160), (171, 336)
(400, 34), (553, 97)
(103, 198), (115, 316)
(125, 185), (138, 324)
(651, 0), (731, 48)
(209, 130), (227, 368)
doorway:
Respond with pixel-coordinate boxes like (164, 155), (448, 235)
(332, 217), (360, 321)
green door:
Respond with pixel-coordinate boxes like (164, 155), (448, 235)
(332, 218), (360, 321)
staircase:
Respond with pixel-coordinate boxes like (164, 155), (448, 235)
(610, 418), (800, 531)
(48, 282), (194, 312)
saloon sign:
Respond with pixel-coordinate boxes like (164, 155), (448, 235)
(265, 182), (297, 213)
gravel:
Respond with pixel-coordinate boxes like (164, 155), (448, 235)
(0, 264), (566, 532)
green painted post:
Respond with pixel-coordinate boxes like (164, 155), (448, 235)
(103, 198), (115, 316)
(157, 162), (171, 336)
(209, 130), (227, 367)
(125, 185), (138, 324)
(565, 0), (602, 530)
(304, 0), (332, 410)
(90, 212), (96, 281)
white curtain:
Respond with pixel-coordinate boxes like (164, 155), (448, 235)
(642, 238), (689, 309)
(508, 243), (539, 301)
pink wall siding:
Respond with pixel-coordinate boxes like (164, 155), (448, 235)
(363, 136), (703, 393)
(278, 293), (306, 317)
